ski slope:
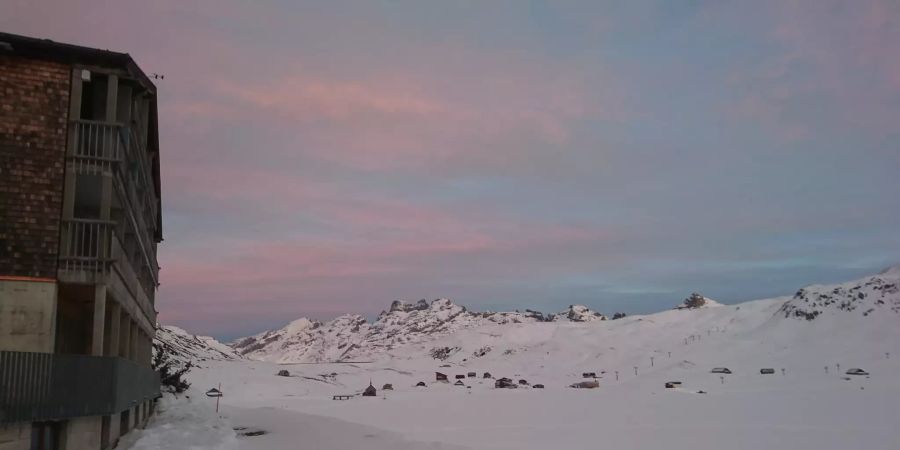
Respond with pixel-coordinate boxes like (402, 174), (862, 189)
(143, 268), (900, 449)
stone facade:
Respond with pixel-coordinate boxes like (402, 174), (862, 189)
(0, 55), (70, 279)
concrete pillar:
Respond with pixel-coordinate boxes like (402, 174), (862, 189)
(130, 320), (138, 362)
(105, 302), (120, 357)
(61, 416), (101, 450)
(91, 285), (107, 356)
(0, 422), (30, 450)
(119, 312), (131, 359)
(107, 414), (120, 448)
(105, 74), (118, 122)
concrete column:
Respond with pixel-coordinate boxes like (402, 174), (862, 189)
(105, 302), (120, 357)
(61, 416), (102, 450)
(91, 285), (107, 356)
(119, 312), (131, 359)
(130, 320), (138, 362)
(105, 74), (118, 122)
(0, 422), (30, 450)
(107, 414), (121, 448)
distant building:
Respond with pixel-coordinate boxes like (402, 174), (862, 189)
(711, 367), (732, 374)
(362, 383), (377, 397)
(0, 32), (163, 450)
(435, 372), (448, 382)
(760, 368), (775, 375)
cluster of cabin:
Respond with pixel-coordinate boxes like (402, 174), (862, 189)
(338, 364), (872, 399)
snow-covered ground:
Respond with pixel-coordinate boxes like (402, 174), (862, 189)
(138, 268), (900, 449)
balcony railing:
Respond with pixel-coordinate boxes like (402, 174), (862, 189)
(58, 218), (114, 275)
(67, 119), (160, 299)
(0, 351), (161, 424)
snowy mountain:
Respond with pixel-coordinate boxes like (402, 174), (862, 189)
(231, 299), (606, 363)
(145, 267), (900, 450)
(153, 325), (242, 371)
(779, 266), (900, 320)
(230, 267), (900, 365)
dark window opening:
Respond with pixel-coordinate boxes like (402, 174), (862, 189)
(30, 422), (60, 450)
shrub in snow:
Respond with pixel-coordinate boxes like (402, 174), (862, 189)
(152, 347), (191, 393)
(430, 346), (461, 360)
(683, 293), (707, 309)
(611, 312), (627, 320)
(277, 369), (290, 377)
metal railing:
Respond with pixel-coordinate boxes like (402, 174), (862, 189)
(71, 120), (124, 174)
(58, 218), (115, 275)
(0, 351), (161, 424)
(66, 119), (160, 299)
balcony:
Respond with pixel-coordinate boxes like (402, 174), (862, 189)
(58, 217), (157, 323)
(63, 119), (160, 304)
(0, 351), (161, 424)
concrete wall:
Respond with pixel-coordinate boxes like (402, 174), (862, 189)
(0, 423), (29, 450)
(106, 413), (121, 449)
(0, 279), (56, 352)
(61, 416), (101, 450)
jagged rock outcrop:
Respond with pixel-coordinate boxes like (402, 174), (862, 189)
(153, 325), (242, 373)
(552, 304), (607, 322)
(231, 299), (608, 363)
(779, 266), (900, 320)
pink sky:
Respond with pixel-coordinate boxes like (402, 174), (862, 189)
(2, 0), (898, 339)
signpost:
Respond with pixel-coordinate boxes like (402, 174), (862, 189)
(206, 384), (224, 413)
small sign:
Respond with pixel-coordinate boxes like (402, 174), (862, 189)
(206, 388), (223, 398)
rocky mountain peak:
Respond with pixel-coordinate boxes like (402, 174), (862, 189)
(555, 304), (607, 322)
(231, 298), (579, 363)
(389, 299), (430, 313)
(779, 269), (900, 320)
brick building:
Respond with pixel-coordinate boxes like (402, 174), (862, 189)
(0, 32), (162, 449)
